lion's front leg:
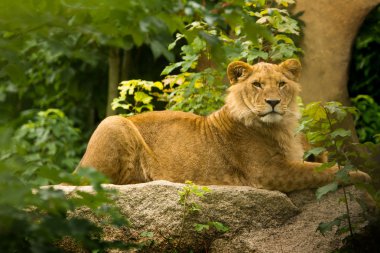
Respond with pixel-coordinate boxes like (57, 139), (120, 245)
(257, 161), (370, 193)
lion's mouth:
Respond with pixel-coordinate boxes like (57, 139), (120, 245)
(258, 111), (284, 117)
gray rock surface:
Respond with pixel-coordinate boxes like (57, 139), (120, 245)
(56, 181), (366, 252)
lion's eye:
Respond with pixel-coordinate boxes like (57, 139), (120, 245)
(252, 81), (262, 88)
(279, 81), (286, 88)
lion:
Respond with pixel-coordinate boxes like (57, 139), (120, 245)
(76, 59), (370, 192)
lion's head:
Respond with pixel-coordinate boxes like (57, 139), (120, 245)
(225, 59), (301, 126)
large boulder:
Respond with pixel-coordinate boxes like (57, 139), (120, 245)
(56, 181), (366, 253)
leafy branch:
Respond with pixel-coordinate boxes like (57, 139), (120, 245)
(113, 0), (303, 116)
(299, 101), (365, 237)
(175, 181), (229, 251)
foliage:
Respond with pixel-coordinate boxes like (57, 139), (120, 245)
(10, 109), (82, 185)
(348, 5), (380, 146)
(178, 180), (212, 213)
(351, 95), (380, 143)
(0, 126), (134, 253)
(112, 80), (169, 116)
(114, 0), (302, 115)
(194, 221), (230, 233)
(332, 220), (380, 253)
(176, 181), (229, 251)
(299, 101), (376, 237)
(0, 0), (189, 133)
(348, 5), (380, 103)
(300, 101), (356, 170)
(0, 0), (185, 71)
(0, 108), (135, 252)
(2, 33), (107, 128)
(137, 181), (229, 251)
(162, 0), (302, 115)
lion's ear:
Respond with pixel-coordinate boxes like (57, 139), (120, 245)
(279, 59), (301, 81)
(227, 61), (253, 85)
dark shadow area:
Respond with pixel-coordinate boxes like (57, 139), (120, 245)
(348, 5), (380, 102)
(342, 6), (380, 253)
(348, 5), (380, 144)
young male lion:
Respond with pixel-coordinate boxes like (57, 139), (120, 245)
(76, 59), (370, 192)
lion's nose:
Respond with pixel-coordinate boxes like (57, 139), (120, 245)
(265, 99), (281, 108)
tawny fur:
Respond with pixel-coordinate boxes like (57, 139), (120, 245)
(77, 59), (370, 192)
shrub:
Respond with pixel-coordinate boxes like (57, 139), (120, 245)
(351, 95), (380, 143)
(299, 101), (379, 240)
(113, 0), (302, 115)
(0, 126), (133, 252)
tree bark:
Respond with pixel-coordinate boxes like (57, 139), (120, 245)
(294, 0), (380, 105)
(293, 0), (380, 141)
(106, 48), (133, 116)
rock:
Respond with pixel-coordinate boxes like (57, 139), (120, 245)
(55, 181), (366, 253)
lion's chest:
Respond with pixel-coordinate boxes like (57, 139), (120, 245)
(229, 133), (284, 167)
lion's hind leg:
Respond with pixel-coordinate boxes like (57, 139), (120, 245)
(76, 116), (152, 184)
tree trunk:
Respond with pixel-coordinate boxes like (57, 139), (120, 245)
(106, 48), (133, 116)
(294, 0), (380, 105)
(293, 0), (380, 141)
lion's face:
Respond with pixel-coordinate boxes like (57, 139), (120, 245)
(226, 59), (301, 125)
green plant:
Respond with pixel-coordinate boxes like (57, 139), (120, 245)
(138, 181), (227, 252)
(163, 0), (301, 115)
(113, 0), (302, 115)
(112, 80), (169, 116)
(351, 95), (380, 143)
(348, 5), (380, 103)
(299, 101), (372, 237)
(0, 125), (136, 252)
(178, 180), (212, 214)
(0, 0), (192, 134)
(176, 181), (229, 251)
(11, 109), (82, 185)
(177, 180), (211, 249)
(194, 221), (230, 234)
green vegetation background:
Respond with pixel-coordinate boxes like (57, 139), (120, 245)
(0, 0), (379, 252)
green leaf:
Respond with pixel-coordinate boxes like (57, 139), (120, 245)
(161, 62), (182, 76)
(314, 162), (335, 172)
(194, 223), (209, 233)
(330, 129), (351, 139)
(209, 221), (229, 233)
(305, 131), (328, 144)
(153, 81), (164, 90)
(303, 102), (326, 121)
(316, 182), (338, 200)
(335, 164), (354, 183)
(316, 214), (346, 236)
(168, 33), (184, 51)
(190, 203), (201, 212)
(243, 17), (273, 44)
(304, 147), (326, 160)
(134, 92), (153, 104)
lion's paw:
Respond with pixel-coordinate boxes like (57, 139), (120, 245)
(349, 170), (371, 184)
